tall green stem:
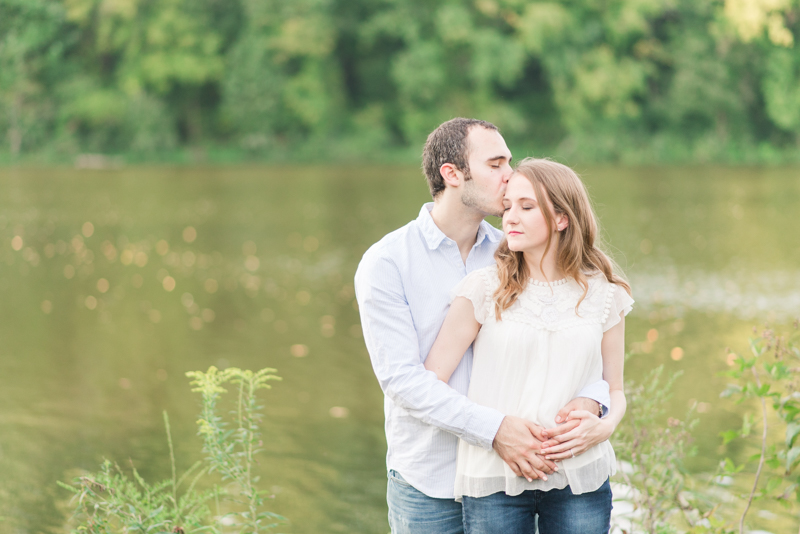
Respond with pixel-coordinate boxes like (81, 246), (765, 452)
(164, 411), (178, 513)
(739, 365), (768, 534)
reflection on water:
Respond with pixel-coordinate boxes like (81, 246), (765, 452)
(0, 165), (797, 533)
(632, 269), (800, 320)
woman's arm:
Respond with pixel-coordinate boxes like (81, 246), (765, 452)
(540, 312), (626, 459)
(423, 296), (482, 383)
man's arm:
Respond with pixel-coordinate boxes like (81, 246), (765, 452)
(355, 252), (503, 448)
(355, 252), (555, 479)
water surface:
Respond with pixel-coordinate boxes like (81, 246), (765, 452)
(0, 165), (797, 532)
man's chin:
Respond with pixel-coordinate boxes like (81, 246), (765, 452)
(482, 204), (504, 218)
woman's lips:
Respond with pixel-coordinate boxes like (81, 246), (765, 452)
(507, 231), (522, 236)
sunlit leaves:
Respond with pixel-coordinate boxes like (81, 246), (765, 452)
(512, 2), (572, 54)
(724, 0), (795, 46)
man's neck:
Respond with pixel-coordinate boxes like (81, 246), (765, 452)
(429, 195), (485, 264)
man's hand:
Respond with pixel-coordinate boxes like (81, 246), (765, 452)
(493, 416), (558, 482)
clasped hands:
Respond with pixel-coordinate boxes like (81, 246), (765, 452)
(491, 397), (612, 482)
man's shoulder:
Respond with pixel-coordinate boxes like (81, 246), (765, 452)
(355, 219), (421, 281)
(361, 220), (417, 261)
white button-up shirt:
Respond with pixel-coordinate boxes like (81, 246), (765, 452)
(355, 203), (609, 499)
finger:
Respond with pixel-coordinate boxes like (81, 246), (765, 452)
(524, 421), (547, 441)
(554, 403), (575, 423)
(541, 450), (575, 461)
(518, 459), (546, 482)
(541, 420), (580, 439)
(542, 439), (584, 458)
(508, 461), (524, 478)
(531, 458), (554, 475)
(534, 455), (559, 473)
(548, 427), (582, 445)
(565, 409), (594, 421)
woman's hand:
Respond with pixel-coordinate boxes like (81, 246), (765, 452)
(538, 410), (613, 460)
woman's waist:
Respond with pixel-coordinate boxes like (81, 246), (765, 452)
(457, 439), (614, 473)
(466, 387), (595, 428)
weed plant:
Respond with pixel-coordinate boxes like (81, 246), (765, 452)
(58, 366), (283, 534)
(613, 324), (800, 534)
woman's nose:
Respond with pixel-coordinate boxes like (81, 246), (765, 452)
(504, 208), (519, 224)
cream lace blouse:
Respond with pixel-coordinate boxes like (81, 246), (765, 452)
(451, 265), (634, 499)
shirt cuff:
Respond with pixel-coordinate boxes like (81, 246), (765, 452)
(576, 380), (610, 418)
(469, 406), (506, 450)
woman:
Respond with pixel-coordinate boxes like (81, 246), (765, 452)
(424, 158), (633, 533)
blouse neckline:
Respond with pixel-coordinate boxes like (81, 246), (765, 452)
(530, 277), (568, 287)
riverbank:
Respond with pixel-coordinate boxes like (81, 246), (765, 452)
(2, 137), (800, 169)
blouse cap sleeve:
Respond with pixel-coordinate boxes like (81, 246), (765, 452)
(450, 268), (492, 324)
(602, 282), (634, 332)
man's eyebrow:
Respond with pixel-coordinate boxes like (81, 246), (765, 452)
(486, 155), (509, 162)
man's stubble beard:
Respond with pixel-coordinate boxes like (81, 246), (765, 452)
(460, 168), (503, 218)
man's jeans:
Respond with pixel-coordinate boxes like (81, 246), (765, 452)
(462, 478), (612, 534)
(387, 470), (464, 534)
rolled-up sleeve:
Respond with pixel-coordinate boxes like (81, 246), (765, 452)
(576, 380), (611, 417)
(355, 250), (504, 450)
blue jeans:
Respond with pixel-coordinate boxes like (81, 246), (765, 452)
(386, 470), (464, 534)
(462, 479), (612, 534)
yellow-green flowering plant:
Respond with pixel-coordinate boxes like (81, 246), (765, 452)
(59, 366), (282, 534)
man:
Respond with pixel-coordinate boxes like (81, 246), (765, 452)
(355, 118), (611, 533)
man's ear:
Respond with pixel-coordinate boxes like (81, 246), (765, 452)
(556, 213), (569, 232)
(439, 163), (464, 188)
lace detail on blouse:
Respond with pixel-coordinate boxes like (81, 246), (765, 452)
(454, 266), (629, 332)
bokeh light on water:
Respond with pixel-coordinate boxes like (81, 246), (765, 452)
(0, 165), (797, 532)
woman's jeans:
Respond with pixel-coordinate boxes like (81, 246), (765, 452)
(462, 478), (612, 534)
(387, 470), (464, 534)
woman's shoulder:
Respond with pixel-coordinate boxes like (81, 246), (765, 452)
(466, 264), (500, 284)
(579, 271), (631, 307)
(584, 270), (630, 289)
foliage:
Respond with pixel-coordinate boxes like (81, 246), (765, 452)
(59, 366), (284, 534)
(2, 0), (800, 162)
(187, 366), (284, 532)
(718, 323), (800, 533)
(613, 365), (712, 534)
(613, 324), (800, 534)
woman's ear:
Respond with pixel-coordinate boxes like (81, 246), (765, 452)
(556, 213), (569, 231)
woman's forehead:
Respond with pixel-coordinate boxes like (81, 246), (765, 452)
(505, 174), (536, 195)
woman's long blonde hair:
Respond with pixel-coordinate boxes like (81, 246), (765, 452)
(493, 158), (631, 318)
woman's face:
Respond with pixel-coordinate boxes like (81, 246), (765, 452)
(502, 173), (564, 253)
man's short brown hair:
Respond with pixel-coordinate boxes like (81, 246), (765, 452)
(422, 118), (499, 198)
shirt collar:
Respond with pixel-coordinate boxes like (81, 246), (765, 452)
(417, 203), (501, 250)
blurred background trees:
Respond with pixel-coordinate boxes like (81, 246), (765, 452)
(1, 0), (799, 162)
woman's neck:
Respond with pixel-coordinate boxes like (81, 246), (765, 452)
(523, 247), (564, 282)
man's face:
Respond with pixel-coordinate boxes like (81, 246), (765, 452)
(459, 127), (513, 217)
